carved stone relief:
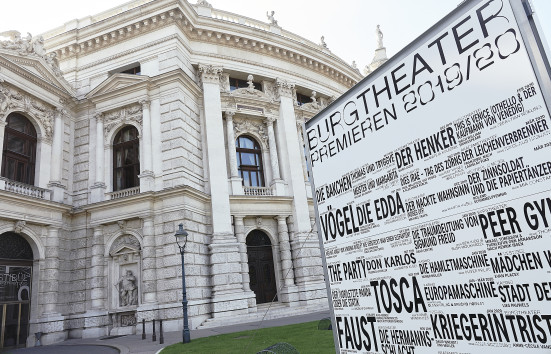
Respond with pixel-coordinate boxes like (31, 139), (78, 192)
(233, 117), (268, 147)
(103, 104), (143, 141)
(0, 80), (57, 140)
(0, 31), (63, 76)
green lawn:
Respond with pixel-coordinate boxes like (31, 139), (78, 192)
(161, 320), (335, 354)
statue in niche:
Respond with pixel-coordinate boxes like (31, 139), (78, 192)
(116, 270), (138, 306)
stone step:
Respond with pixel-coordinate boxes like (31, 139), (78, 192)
(197, 303), (329, 329)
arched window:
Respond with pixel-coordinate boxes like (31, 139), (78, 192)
(1, 113), (37, 185)
(113, 126), (140, 191)
(236, 136), (264, 187)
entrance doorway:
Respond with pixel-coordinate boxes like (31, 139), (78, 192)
(246, 230), (277, 304)
(0, 232), (33, 349)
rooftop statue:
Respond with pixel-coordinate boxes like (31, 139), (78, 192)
(266, 11), (278, 26)
(376, 25), (384, 49)
(0, 30), (62, 76)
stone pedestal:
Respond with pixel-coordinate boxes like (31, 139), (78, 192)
(209, 237), (254, 318)
(47, 182), (65, 203)
(90, 182), (106, 203)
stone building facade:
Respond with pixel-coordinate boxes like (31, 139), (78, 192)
(0, 0), (363, 348)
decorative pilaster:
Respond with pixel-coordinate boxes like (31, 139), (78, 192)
(296, 119), (312, 198)
(139, 99), (155, 192)
(42, 226), (61, 315)
(275, 79), (326, 304)
(141, 216), (157, 304)
(199, 64), (251, 317)
(276, 216), (295, 287)
(91, 113), (106, 203)
(48, 107), (66, 202)
(90, 226), (106, 309)
(0, 120), (6, 170)
(233, 217), (250, 290)
(274, 78), (310, 231)
(226, 111), (243, 195)
(266, 116), (285, 195)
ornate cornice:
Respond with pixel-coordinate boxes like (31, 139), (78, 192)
(197, 64), (223, 85)
(45, 4), (360, 89)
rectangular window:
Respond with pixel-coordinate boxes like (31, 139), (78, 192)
(296, 92), (311, 106)
(229, 77), (261, 91)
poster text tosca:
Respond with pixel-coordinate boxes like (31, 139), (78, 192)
(307, 0), (523, 167)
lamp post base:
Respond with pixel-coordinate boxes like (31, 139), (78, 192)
(183, 329), (191, 343)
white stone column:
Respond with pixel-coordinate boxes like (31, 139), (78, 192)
(276, 216), (299, 305)
(90, 226), (106, 310)
(276, 79), (325, 305)
(42, 226), (61, 315)
(0, 120), (6, 171)
(139, 99), (155, 192)
(296, 119), (312, 198)
(225, 111), (243, 195)
(276, 216), (295, 287)
(275, 79), (310, 231)
(48, 107), (66, 202)
(266, 116), (285, 195)
(150, 98), (163, 191)
(141, 216), (157, 304)
(91, 113), (106, 202)
(234, 216), (250, 291)
(198, 64), (252, 317)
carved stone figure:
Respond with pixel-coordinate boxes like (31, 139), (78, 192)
(320, 36), (327, 49)
(266, 11), (278, 26)
(376, 25), (384, 49)
(116, 270), (138, 306)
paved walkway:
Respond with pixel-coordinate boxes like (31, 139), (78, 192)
(4, 310), (331, 354)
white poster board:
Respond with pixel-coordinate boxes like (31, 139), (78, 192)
(306, 0), (551, 352)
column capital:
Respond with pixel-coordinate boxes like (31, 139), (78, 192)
(274, 78), (295, 98)
(265, 115), (278, 124)
(55, 106), (67, 117)
(224, 110), (236, 120)
(198, 64), (223, 85)
(139, 98), (151, 109)
(94, 112), (104, 122)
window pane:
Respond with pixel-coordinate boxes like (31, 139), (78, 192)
(241, 153), (256, 165)
(242, 172), (250, 187)
(116, 150), (122, 167)
(250, 171), (259, 187)
(238, 137), (255, 149)
(115, 169), (122, 190)
(16, 161), (24, 181)
(6, 135), (25, 154)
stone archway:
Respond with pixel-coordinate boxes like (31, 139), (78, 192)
(246, 230), (277, 304)
(0, 232), (33, 350)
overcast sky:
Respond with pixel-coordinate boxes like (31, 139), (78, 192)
(1, 0), (549, 72)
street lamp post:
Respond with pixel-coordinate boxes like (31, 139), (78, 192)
(174, 223), (191, 343)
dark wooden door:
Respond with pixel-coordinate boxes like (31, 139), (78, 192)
(246, 231), (277, 304)
(0, 232), (33, 349)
